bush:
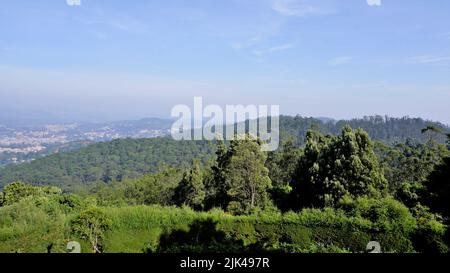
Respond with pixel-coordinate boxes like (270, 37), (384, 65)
(0, 199), (67, 253)
(70, 207), (112, 253)
(411, 205), (448, 253)
(338, 197), (417, 252)
(1, 182), (39, 206)
(1, 195), (440, 253)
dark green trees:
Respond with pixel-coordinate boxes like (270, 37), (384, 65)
(123, 167), (182, 206)
(425, 156), (450, 220)
(292, 126), (387, 208)
(205, 136), (272, 214)
(173, 160), (205, 210)
(379, 140), (449, 208)
(267, 138), (301, 188)
(205, 140), (229, 210)
(266, 138), (302, 210)
(224, 136), (272, 213)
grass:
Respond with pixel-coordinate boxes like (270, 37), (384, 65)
(0, 202), (419, 253)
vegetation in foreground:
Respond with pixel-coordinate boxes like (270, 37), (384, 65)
(0, 125), (449, 253)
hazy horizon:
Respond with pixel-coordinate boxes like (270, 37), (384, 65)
(1, 0), (450, 125)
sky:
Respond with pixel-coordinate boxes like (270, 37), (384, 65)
(1, 0), (450, 125)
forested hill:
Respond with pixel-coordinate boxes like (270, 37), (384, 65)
(0, 138), (215, 190)
(280, 115), (449, 145)
(0, 115), (447, 190)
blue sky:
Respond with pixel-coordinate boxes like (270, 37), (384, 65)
(1, 0), (450, 124)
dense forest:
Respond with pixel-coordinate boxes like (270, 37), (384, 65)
(0, 117), (449, 253)
(0, 116), (447, 190)
(280, 115), (449, 144)
(0, 138), (215, 191)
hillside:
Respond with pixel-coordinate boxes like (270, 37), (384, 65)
(280, 115), (449, 145)
(0, 137), (215, 190)
(0, 115), (448, 190)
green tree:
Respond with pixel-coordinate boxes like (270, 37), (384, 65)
(123, 167), (182, 206)
(173, 160), (205, 210)
(424, 156), (450, 221)
(222, 135), (273, 214)
(422, 125), (444, 143)
(266, 137), (301, 187)
(0, 181), (61, 207)
(410, 204), (448, 253)
(70, 207), (111, 253)
(375, 139), (449, 207)
(0, 182), (37, 206)
(292, 126), (387, 208)
(205, 139), (229, 209)
(266, 138), (301, 210)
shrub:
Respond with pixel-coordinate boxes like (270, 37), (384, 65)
(411, 205), (448, 253)
(339, 197), (417, 252)
(70, 207), (112, 253)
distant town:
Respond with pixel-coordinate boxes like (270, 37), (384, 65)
(0, 118), (172, 166)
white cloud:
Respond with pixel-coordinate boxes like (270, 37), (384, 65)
(252, 43), (294, 56)
(229, 19), (284, 52)
(231, 36), (262, 50)
(328, 56), (352, 66)
(271, 0), (333, 17)
(74, 13), (148, 34)
(409, 55), (450, 65)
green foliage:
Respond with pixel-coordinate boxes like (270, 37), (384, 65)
(0, 199), (67, 253)
(266, 138), (301, 187)
(273, 243), (351, 253)
(424, 156), (450, 220)
(340, 197), (417, 234)
(421, 125), (444, 142)
(292, 126), (387, 208)
(279, 115), (449, 146)
(57, 193), (91, 213)
(0, 181), (61, 207)
(339, 197), (419, 252)
(0, 138), (215, 190)
(375, 140), (449, 207)
(123, 167), (182, 206)
(213, 135), (273, 214)
(266, 138), (301, 211)
(156, 219), (246, 253)
(173, 160), (205, 210)
(410, 205), (448, 253)
(70, 207), (112, 253)
(1, 119), (449, 253)
(204, 139), (229, 209)
(3, 116), (446, 191)
(1, 192), (447, 253)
